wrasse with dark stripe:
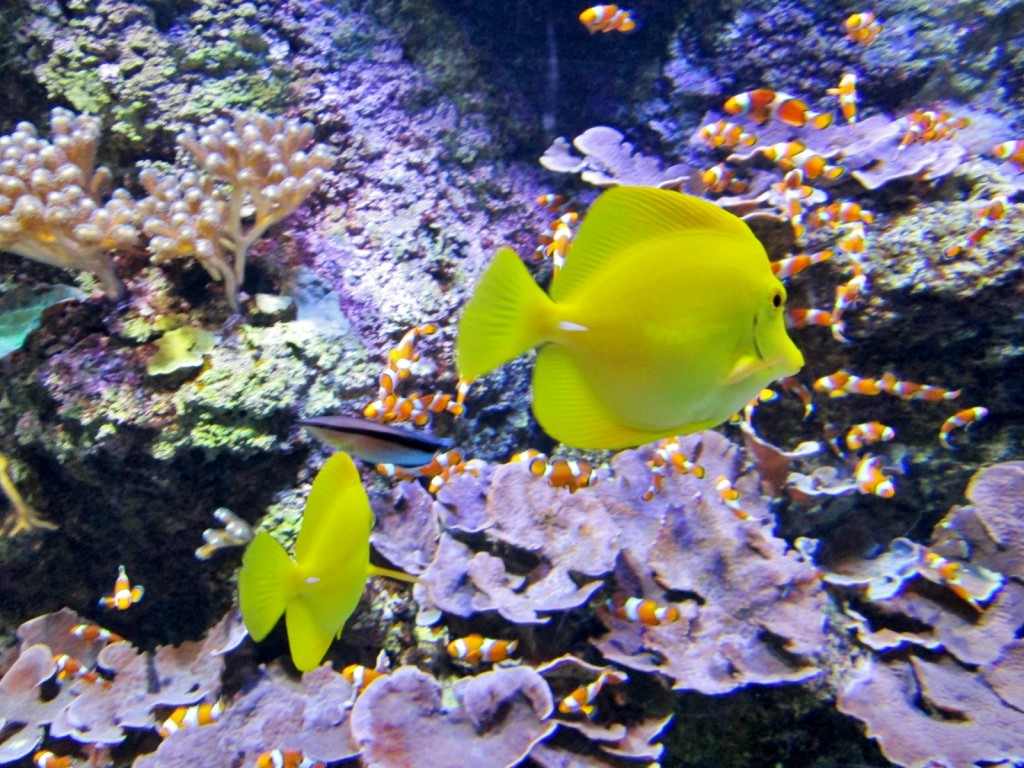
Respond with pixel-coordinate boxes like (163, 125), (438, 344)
(300, 415), (453, 467)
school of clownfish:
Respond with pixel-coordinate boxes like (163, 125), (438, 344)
(34, 560), (683, 768)
(33, 10), (1021, 766)
(341, 7), (1013, 621)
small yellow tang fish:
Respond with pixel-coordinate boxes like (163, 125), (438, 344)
(238, 452), (411, 671)
(456, 187), (804, 449)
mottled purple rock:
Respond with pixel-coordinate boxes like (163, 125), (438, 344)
(350, 666), (554, 768)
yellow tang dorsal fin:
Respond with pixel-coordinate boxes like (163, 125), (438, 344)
(294, 451), (373, 567)
(551, 186), (753, 303)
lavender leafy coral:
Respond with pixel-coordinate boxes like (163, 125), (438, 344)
(350, 666), (555, 768)
(833, 461), (1024, 767)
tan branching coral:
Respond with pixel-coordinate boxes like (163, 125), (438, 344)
(139, 112), (333, 309)
(0, 452), (56, 537)
(0, 108), (137, 298)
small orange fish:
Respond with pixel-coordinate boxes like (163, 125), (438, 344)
(715, 476), (753, 519)
(771, 249), (834, 281)
(52, 654), (107, 687)
(810, 202), (874, 230)
(696, 119), (758, 149)
(938, 406), (988, 449)
(557, 669), (628, 718)
(813, 370), (881, 397)
(642, 437), (705, 500)
(854, 455), (895, 498)
(535, 193), (568, 212)
(342, 664), (387, 692)
(447, 634), (518, 664)
(837, 222), (867, 255)
(945, 196), (1008, 259)
(579, 5), (637, 33)
(785, 308), (833, 330)
(724, 89), (832, 129)
(845, 422), (895, 451)
(529, 456), (594, 492)
(827, 73), (859, 125)
(772, 169), (814, 238)
(33, 752), (73, 768)
(70, 623), (123, 644)
(256, 751), (325, 768)
(762, 142), (842, 179)
(99, 564), (144, 611)
(606, 594), (680, 625)
(878, 373), (961, 402)
(844, 12), (881, 45)
(917, 550), (1003, 610)
(701, 163), (747, 195)
(992, 140), (1024, 170)
(158, 700), (224, 738)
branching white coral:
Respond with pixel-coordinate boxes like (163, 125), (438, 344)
(0, 108), (138, 298)
(139, 112), (333, 309)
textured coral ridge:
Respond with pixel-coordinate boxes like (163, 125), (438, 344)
(0, 431), (826, 768)
(836, 462), (1024, 768)
(4, 442), (1024, 767)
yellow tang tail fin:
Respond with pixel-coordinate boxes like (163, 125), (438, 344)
(238, 531), (299, 642)
(456, 247), (554, 381)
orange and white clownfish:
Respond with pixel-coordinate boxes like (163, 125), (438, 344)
(771, 249), (834, 281)
(98, 565), (144, 611)
(696, 119), (758, 149)
(33, 752), (73, 768)
(342, 663), (387, 693)
(606, 594), (680, 626)
(992, 140), (1024, 170)
(917, 550), (1003, 611)
(844, 12), (881, 45)
(557, 669), (629, 718)
(446, 634), (518, 665)
(724, 89), (832, 129)
(256, 751), (325, 768)
(52, 654), (107, 687)
(529, 456), (594, 492)
(854, 455), (895, 498)
(157, 700), (224, 738)
(877, 373), (961, 402)
(70, 623), (123, 644)
(938, 406), (988, 449)
(342, 649), (390, 697)
(827, 73), (859, 125)
(845, 422), (895, 451)
(579, 5), (637, 33)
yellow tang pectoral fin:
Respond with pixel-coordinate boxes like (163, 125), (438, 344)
(238, 531), (298, 642)
(725, 354), (773, 387)
(533, 345), (671, 450)
(456, 247), (554, 381)
(285, 596), (335, 672)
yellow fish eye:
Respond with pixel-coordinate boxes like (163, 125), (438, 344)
(771, 289), (784, 309)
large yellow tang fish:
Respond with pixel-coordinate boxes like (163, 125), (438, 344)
(457, 186), (804, 450)
(238, 452), (409, 671)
